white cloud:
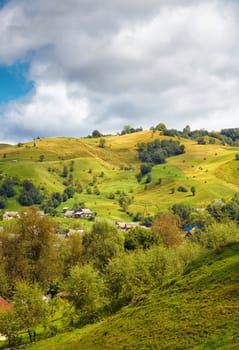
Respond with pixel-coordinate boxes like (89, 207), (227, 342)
(0, 0), (239, 142)
(0, 80), (89, 142)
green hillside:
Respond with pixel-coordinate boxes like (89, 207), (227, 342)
(0, 131), (239, 219)
(22, 242), (239, 350)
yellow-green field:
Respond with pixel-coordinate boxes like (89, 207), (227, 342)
(1, 131), (239, 220)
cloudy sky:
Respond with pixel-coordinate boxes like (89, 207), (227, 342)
(0, 0), (239, 143)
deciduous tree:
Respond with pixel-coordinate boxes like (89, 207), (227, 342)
(1, 208), (60, 287)
(13, 281), (48, 343)
(152, 213), (183, 248)
(65, 264), (104, 322)
(82, 220), (124, 271)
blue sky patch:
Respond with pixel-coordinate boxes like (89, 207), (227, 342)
(0, 0), (8, 8)
(0, 63), (34, 104)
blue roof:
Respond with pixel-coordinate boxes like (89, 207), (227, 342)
(184, 224), (201, 232)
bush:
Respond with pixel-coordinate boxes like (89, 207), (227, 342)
(177, 186), (188, 192)
(0, 196), (7, 209)
(140, 164), (152, 176)
(124, 227), (160, 250)
(18, 181), (43, 206)
(195, 221), (239, 249)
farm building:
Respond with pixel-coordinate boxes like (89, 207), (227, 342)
(3, 211), (20, 220)
(0, 296), (10, 312)
(64, 208), (93, 219)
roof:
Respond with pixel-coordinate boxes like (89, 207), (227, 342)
(80, 208), (93, 214)
(64, 210), (75, 217)
(184, 224), (201, 232)
(0, 296), (10, 311)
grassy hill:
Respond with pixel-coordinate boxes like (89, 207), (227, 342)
(22, 242), (239, 350)
(1, 131), (239, 219)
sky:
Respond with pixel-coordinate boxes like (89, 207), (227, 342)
(0, 0), (239, 143)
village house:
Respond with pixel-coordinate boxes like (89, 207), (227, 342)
(76, 208), (93, 218)
(116, 221), (139, 231)
(2, 211), (20, 220)
(64, 210), (75, 218)
(0, 296), (10, 312)
(63, 208), (93, 219)
(0, 297), (10, 340)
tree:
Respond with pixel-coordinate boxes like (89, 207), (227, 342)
(152, 213), (183, 248)
(145, 174), (152, 184)
(155, 123), (167, 132)
(197, 137), (206, 145)
(190, 186), (196, 196)
(63, 186), (75, 199)
(189, 209), (213, 228)
(92, 130), (102, 138)
(1, 208), (60, 287)
(82, 220), (124, 271)
(105, 253), (135, 304)
(177, 186), (188, 193)
(18, 180), (43, 206)
(0, 178), (16, 197)
(182, 125), (191, 135)
(171, 203), (194, 227)
(235, 153), (239, 160)
(65, 264), (103, 322)
(118, 193), (132, 212)
(59, 234), (83, 277)
(51, 192), (62, 207)
(61, 165), (68, 178)
(99, 138), (106, 148)
(94, 186), (100, 195)
(222, 201), (239, 221)
(0, 250), (8, 296)
(207, 199), (225, 221)
(124, 226), (160, 250)
(13, 281), (48, 343)
(140, 164), (152, 176)
(0, 309), (21, 347)
(195, 221), (239, 249)
(0, 195), (7, 209)
(121, 125), (133, 135)
(137, 139), (184, 165)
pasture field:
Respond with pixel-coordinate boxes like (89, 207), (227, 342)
(0, 131), (239, 218)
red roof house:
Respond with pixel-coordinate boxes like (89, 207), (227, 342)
(0, 296), (10, 311)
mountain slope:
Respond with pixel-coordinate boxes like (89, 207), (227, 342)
(23, 242), (239, 350)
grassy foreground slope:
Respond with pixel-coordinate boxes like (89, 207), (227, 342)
(1, 132), (239, 217)
(24, 242), (239, 350)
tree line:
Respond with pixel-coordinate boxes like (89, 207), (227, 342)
(151, 123), (239, 146)
(90, 125), (239, 146)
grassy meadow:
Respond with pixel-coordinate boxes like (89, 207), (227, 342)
(0, 131), (239, 219)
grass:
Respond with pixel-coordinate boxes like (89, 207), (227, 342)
(19, 242), (239, 350)
(1, 132), (239, 220)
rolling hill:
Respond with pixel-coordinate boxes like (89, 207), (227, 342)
(0, 131), (239, 220)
